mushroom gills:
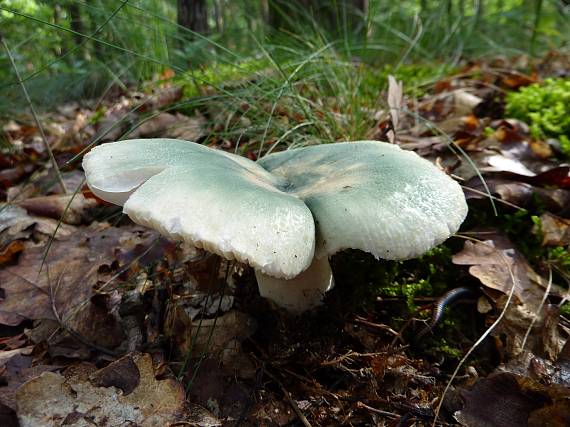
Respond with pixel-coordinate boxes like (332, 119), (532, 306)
(255, 256), (334, 313)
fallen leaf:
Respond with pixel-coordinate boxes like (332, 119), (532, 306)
(163, 300), (194, 359)
(454, 232), (565, 358)
(0, 240), (25, 267)
(492, 303), (563, 359)
(189, 310), (257, 357)
(93, 98), (135, 142)
(500, 71), (537, 89)
(534, 213), (570, 246)
(486, 154), (535, 176)
(464, 175), (570, 214)
(387, 75), (403, 143)
(16, 193), (96, 225)
(89, 354), (140, 394)
(15, 353), (221, 427)
(455, 372), (570, 427)
(0, 205), (36, 248)
(0, 223), (157, 348)
(0, 348), (60, 412)
(168, 113), (207, 141)
(453, 89), (482, 116)
(127, 112), (206, 142)
(127, 112), (179, 138)
(140, 86), (184, 112)
(492, 119), (529, 144)
(452, 232), (560, 309)
(166, 309), (256, 361)
(0, 347), (34, 366)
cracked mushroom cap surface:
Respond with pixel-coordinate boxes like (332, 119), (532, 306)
(83, 139), (467, 281)
(258, 141), (468, 260)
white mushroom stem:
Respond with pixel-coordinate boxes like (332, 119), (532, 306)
(255, 257), (334, 313)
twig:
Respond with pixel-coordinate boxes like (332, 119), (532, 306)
(356, 401), (399, 419)
(263, 367), (312, 427)
(352, 316), (400, 336)
(321, 350), (387, 367)
(461, 185), (525, 210)
(0, 33), (67, 194)
(390, 318), (413, 348)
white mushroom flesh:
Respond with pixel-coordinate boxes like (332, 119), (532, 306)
(255, 256), (334, 313)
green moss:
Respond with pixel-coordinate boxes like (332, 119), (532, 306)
(505, 78), (570, 157)
(331, 243), (457, 316)
(548, 246), (570, 270)
(436, 339), (463, 359)
(561, 302), (570, 318)
(378, 278), (433, 312)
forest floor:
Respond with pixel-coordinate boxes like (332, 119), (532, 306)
(1, 52), (570, 426)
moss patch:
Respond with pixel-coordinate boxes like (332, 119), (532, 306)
(506, 78), (570, 157)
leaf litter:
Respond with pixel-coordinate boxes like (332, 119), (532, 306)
(0, 54), (569, 426)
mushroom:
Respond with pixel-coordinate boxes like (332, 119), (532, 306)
(83, 139), (467, 313)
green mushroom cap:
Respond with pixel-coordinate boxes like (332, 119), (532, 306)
(259, 141), (467, 261)
(83, 139), (467, 285)
(83, 139), (315, 279)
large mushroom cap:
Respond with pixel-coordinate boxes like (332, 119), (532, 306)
(258, 141), (468, 261)
(84, 139), (467, 313)
(83, 139), (315, 279)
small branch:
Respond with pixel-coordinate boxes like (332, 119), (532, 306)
(352, 316), (400, 336)
(263, 367), (312, 427)
(321, 350), (387, 367)
(356, 401), (399, 419)
(0, 33), (67, 194)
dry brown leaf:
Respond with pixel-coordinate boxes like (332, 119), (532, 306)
(455, 372), (570, 427)
(0, 347), (34, 367)
(141, 86), (184, 111)
(0, 206), (75, 246)
(534, 213), (570, 246)
(0, 240), (25, 267)
(190, 310), (256, 356)
(16, 193), (96, 225)
(387, 75), (403, 143)
(464, 175), (570, 214)
(127, 112), (179, 138)
(0, 205), (36, 248)
(165, 309), (257, 377)
(0, 223), (157, 337)
(126, 112), (206, 142)
(454, 232), (565, 358)
(453, 89), (483, 116)
(452, 233), (560, 309)
(0, 346), (60, 413)
(15, 353), (221, 427)
(168, 113), (207, 141)
(492, 303), (563, 359)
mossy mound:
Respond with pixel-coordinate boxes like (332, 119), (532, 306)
(506, 78), (570, 157)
